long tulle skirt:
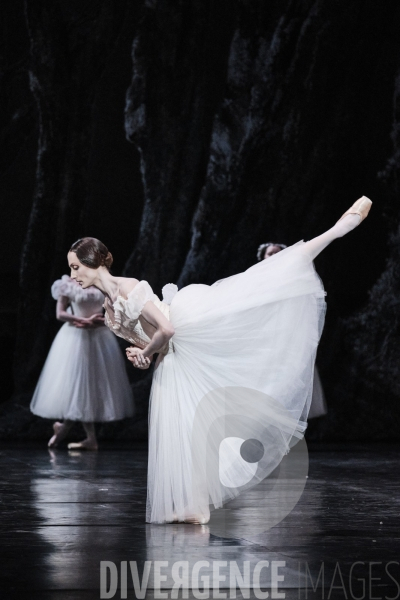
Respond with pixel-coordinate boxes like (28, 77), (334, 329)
(146, 241), (326, 523)
(30, 324), (134, 422)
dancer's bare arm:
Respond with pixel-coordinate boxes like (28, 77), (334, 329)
(141, 301), (175, 356)
(126, 301), (175, 367)
(56, 296), (83, 326)
(56, 296), (102, 328)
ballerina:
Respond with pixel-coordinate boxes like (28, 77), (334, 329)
(256, 242), (287, 261)
(30, 273), (134, 450)
(66, 196), (371, 522)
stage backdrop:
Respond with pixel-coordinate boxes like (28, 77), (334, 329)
(1, 0), (400, 441)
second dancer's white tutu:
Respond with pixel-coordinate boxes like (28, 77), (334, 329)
(31, 324), (134, 421)
(30, 276), (134, 422)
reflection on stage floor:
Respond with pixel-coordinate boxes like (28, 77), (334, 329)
(0, 442), (399, 599)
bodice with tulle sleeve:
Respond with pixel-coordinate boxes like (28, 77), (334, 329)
(103, 281), (178, 355)
(52, 275), (105, 318)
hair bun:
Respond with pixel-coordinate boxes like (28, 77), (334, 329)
(104, 252), (113, 269)
(69, 237), (113, 270)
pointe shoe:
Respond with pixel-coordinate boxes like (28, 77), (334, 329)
(48, 422), (63, 448)
(166, 513), (183, 524)
(183, 514), (210, 525)
(67, 439), (98, 451)
(337, 196), (372, 223)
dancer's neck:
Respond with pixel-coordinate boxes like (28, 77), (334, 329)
(93, 268), (120, 301)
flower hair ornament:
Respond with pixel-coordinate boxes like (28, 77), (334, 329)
(257, 242), (287, 262)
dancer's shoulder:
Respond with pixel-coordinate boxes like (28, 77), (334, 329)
(116, 277), (140, 300)
(117, 279), (156, 321)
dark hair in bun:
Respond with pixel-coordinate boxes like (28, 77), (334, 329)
(257, 242), (287, 261)
(69, 237), (113, 270)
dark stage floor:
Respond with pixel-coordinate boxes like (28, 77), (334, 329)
(0, 442), (399, 600)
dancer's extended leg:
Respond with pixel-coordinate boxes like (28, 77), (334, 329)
(48, 420), (73, 448)
(68, 422), (98, 450)
(303, 214), (361, 260)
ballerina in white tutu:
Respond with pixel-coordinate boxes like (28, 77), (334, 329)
(30, 271), (134, 450)
(66, 196), (371, 521)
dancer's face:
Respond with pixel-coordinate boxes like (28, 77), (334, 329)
(68, 252), (97, 288)
(264, 245), (282, 259)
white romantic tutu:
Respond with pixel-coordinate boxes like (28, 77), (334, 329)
(30, 324), (134, 422)
(146, 241), (326, 523)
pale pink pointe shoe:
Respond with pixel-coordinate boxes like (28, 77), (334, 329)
(337, 196), (372, 223)
(183, 516), (209, 525)
(183, 511), (210, 525)
(166, 511), (209, 524)
(168, 513), (183, 523)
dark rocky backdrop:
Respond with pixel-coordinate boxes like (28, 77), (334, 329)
(1, 0), (400, 441)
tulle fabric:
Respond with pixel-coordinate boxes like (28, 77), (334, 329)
(145, 241), (326, 523)
(308, 366), (327, 418)
(30, 324), (134, 421)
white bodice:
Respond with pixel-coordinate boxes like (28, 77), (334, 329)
(103, 281), (177, 355)
(52, 275), (105, 318)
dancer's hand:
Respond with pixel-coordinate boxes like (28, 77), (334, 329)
(126, 347), (151, 369)
(88, 313), (105, 324)
(72, 317), (99, 329)
(72, 318), (90, 328)
(87, 313), (105, 328)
